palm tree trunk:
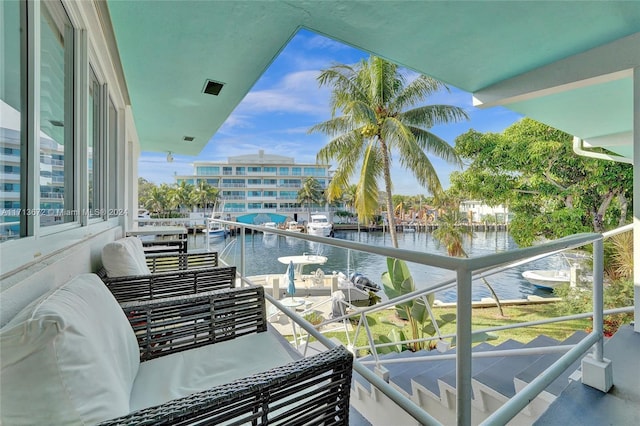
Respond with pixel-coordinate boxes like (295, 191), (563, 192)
(380, 139), (398, 248)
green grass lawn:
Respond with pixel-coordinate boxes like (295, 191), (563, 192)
(314, 302), (592, 355)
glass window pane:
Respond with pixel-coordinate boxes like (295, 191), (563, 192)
(88, 68), (100, 218)
(39, 3), (74, 227)
(0, 0), (22, 241)
(108, 98), (118, 216)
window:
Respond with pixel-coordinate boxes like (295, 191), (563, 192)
(248, 166), (261, 173)
(263, 166), (276, 173)
(263, 190), (276, 197)
(291, 167), (301, 176)
(248, 203), (262, 209)
(107, 98), (118, 217)
(263, 178), (277, 185)
(221, 178), (245, 187)
(248, 178), (261, 185)
(279, 167), (289, 176)
(206, 178), (219, 186)
(87, 67), (101, 219)
(279, 191), (297, 199)
(0, 1), (22, 241)
(223, 166), (232, 175)
(247, 191), (261, 197)
(279, 179), (301, 188)
(264, 202), (277, 209)
(196, 166), (220, 175)
(39, 2), (75, 227)
(235, 167), (245, 175)
(303, 167), (326, 177)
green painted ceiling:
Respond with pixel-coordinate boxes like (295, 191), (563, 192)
(107, 1), (640, 157)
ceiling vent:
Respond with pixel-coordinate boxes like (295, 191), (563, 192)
(182, 136), (195, 142)
(203, 79), (224, 96)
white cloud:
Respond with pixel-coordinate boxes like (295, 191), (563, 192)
(235, 70), (329, 117)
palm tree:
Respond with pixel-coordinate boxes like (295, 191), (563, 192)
(194, 180), (219, 216)
(342, 184), (358, 215)
(172, 181), (195, 213)
(433, 212), (505, 316)
(310, 56), (468, 248)
(297, 177), (326, 226)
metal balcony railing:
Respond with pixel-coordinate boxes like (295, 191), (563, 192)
(209, 219), (630, 426)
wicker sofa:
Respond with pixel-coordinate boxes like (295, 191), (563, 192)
(0, 273), (353, 425)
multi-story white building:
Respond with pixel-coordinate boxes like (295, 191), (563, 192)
(175, 150), (332, 224)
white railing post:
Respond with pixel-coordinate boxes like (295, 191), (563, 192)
(456, 267), (473, 426)
(240, 226), (246, 279)
(593, 238), (605, 361)
(581, 237), (613, 392)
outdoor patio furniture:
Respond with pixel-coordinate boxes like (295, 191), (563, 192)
(98, 236), (235, 303)
(0, 273), (353, 425)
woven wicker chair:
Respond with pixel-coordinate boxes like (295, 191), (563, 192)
(99, 265), (237, 303)
(98, 240), (236, 303)
(99, 285), (353, 425)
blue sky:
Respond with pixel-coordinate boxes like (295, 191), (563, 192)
(138, 29), (522, 195)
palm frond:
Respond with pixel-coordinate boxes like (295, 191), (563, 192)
(380, 116), (416, 151)
(308, 116), (358, 136)
(396, 135), (444, 195)
(356, 142), (384, 221)
(410, 126), (462, 166)
(401, 104), (469, 128)
(391, 75), (449, 111)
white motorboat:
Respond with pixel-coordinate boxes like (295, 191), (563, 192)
(522, 269), (570, 290)
(402, 222), (417, 232)
(262, 222), (278, 234)
(247, 253), (380, 306)
(307, 214), (333, 237)
(286, 221), (301, 232)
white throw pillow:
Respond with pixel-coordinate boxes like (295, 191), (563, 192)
(102, 236), (151, 277)
(0, 273), (140, 425)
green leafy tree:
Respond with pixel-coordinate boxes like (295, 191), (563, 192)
(297, 177), (326, 225)
(451, 119), (633, 246)
(138, 177), (156, 208)
(310, 56), (468, 248)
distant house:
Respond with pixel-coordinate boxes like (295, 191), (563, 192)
(459, 201), (510, 224)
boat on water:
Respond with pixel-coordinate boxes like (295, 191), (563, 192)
(521, 270), (570, 290)
(286, 221), (301, 232)
(207, 221), (227, 239)
(402, 222), (417, 233)
(307, 214), (333, 237)
(522, 252), (592, 290)
(262, 222), (278, 234)
(247, 252), (380, 306)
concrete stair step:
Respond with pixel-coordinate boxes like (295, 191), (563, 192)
(407, 349), (458, 397)
(472, 335), (560, 398)
(438, 339), (523, 390)
(515, 331), (587, 396)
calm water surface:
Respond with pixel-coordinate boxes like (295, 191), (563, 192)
(189, 230), (567, 302)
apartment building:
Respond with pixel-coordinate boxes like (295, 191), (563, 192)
(175, 150), (332, 223)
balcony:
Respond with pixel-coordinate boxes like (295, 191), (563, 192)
(209, 220), (634, 426)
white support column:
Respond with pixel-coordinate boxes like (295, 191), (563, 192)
(635, 66), (640, 333)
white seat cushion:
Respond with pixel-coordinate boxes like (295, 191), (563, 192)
(102, 236), (151, 277)
(0, 273), (140, 425)
(130, 331), (297, 412)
